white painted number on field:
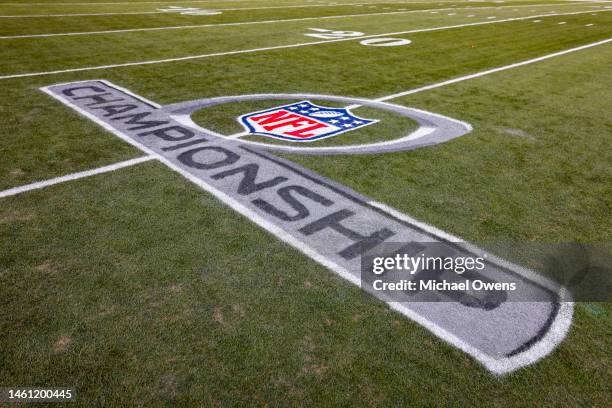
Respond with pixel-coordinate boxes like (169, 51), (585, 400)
(306, 28), (411, 47)
(359, 38), (412, 47)
(305, 28), (364, 39)
(157, 6), (221, 16)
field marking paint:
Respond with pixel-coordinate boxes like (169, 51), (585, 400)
(3, 37), (594, 370)
(0, 0), (298, 5)
(370, 38), (612, 102)
(2, 8), (609, 80)
(0, 0), (560, 5)
(216, 2), (503, 12)
(156, 6), (221, 16)
(2, 1), (580, 18)
(0, 3), (584, 19)
(0, 2), (395, 18)
(2, 0), (373, 5)
(231, 36), (611, 151)
(0, 11), (163, 18)
(0, 6), (521, 38)
(174, 96), (459, 155)
(39, 79), (574, 375)
(370, 201), (574, 375)
(0, 156), (154, 198)
(5, 37), (609, 195)
(230, 37), (612, 146)
(360, 37), (413, 46)
(37, 80), (362, 299)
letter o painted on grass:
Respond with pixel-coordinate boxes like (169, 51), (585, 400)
(177, 146), (239, 170)
(360, 38), (412, 47)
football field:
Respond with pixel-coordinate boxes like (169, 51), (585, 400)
(0, 0), (610, 406)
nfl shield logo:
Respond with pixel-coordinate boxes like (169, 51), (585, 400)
(238, 101), (377, 142)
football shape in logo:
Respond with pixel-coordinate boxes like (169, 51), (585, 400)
(238, 101), (377, 142)
(310, 110), (344, 118)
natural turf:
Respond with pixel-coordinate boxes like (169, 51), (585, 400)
(2, 7), (610, 188)
(0, 0), (610, 406)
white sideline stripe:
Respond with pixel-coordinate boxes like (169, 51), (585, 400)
(0, 1), (591, 20)
(0, 3), (585, 38)
(0, 156), (154, 198)
(1, 8), (608, 80)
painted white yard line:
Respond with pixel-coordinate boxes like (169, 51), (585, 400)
(217, 2), (459, 11)
(0, 11), (162, 18)
(0, 30), (582, 375)
(0, 2), (548, 18)
(0, 3), (584, 38)
(0, 0), (266, 5)
(372, 38), (612, 102)
(4, 34), (608, 200)
(0, 1), (590, 19)
(238, 38), (612, 136)
(0, 7), (503, 37)
(0, 33), (612, 198)
(2, 8), (608, 80)
(344, 37), (612, 110)
(0, 156), (155, 199)
(4, 1), (298, 4)
(0, 1), (488, 15)
(5, 15), (580, 375)
(0, 0), (513, 6)
(0, 2), (397, 18)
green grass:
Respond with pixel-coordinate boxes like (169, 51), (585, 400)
(0, 2), (604, 74)
(0, 161), (609, 407)
(286, 40), (612, 242)
(2, 7), (609, 189)
(0, 1), (565, 35)
(0, 0), (610, 406)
